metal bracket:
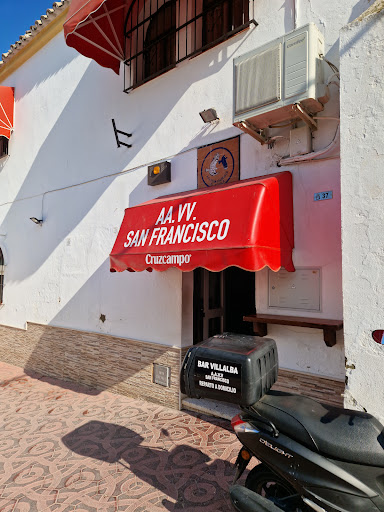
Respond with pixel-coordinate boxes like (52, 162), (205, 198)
(112, 119), (132, 148)
(234, 120), (268, 145)
(292, 104), (317, 131)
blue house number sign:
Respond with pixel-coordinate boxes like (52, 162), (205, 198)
(314, 191), (333, 201)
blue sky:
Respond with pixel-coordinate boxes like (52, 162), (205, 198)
(0, 0), (56, 56)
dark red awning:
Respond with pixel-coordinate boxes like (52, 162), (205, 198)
(0, 87), (14, 139)
(110, 172), (295, 273)
(64, 0), (129, 74)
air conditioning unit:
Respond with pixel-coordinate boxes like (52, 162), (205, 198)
(233, 24), (329, 141)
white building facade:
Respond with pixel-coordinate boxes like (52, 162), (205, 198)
(0, 0), (380, 411)
(340, 1), (384, 421)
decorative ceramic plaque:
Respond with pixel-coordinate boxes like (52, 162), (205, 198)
(197, 136), (240, 189)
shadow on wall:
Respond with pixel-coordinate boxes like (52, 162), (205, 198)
(21, 261), (182, 400)
(349, 0), (377, 23)
(1, 26), (254, 285)
(61, 420), (236, 509)
(326, 0), (375, 64)
(2, 26), (261, 397)
(340, 0), (383, 57)
(293, 0), (378, 67)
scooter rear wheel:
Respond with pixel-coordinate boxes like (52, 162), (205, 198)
(245, 464), (310, 512)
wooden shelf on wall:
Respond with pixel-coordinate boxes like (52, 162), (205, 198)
(243, 314), (343, 347)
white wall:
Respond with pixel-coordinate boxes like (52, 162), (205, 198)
(0, 0), (372, 374)
(340, 3), (384, 419)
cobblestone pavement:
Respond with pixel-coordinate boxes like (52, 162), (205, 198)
(0, 361), (251, 512)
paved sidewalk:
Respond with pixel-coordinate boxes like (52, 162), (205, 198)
(0, 361), (250, 512)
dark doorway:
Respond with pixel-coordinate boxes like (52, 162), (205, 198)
(193, 267), (255, 344)
(224, 267), (255, 335)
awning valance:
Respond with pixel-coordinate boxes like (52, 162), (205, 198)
(64, 0), (129, 74)
(0, 87), (14, 139)
(110, 172), (295, 273)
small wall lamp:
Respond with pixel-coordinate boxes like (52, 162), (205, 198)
(30, 217), (43, 225)
(199, 108), (219, 123)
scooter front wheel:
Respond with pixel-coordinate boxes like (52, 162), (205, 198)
(245, 465), (310, 512)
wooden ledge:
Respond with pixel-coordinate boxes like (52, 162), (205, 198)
(243, 314), (343, 347)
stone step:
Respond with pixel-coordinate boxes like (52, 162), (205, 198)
(182, 397), (241, 420)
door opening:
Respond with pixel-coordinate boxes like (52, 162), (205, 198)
(193, 267), (255, 344)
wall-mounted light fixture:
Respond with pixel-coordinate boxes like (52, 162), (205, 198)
(199, 108), (219, 123)
(30, 217), (43, 225)
(148, 161), (171, 186)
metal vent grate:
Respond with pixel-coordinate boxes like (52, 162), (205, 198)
(235, 44), (281, 116)
(284, 31), (308, 99)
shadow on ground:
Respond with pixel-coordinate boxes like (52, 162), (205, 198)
(62, 419), (239, 510)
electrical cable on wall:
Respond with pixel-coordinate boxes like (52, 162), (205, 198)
(278, 122), (340, 166)
(321, 55), (340, 79)
(274, 53), (340, 165)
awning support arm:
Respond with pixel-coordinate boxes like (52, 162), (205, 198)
(112, 118), (132, 148)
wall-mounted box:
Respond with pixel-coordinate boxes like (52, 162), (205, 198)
(290, 125), (312, 157)
(148, 161), (171, 186)
(153, 363), (171, 387)
(268, 268), (321, 311)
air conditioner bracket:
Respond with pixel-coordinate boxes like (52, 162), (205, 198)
(292, 104), (317, 131)
(234, 120), (268, 145)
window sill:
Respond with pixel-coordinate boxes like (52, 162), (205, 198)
(243, 314), (343, 347)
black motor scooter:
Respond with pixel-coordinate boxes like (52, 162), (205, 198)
(230, 484), (284, 511)
(180, 332), (384, 512)
(230, 389), (384, 512)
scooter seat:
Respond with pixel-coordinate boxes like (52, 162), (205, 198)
(252, 391), (384, 466)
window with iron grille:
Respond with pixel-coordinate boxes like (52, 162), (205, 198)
(144, 2), (176, 79)
(124, 0), (255, 92)
(0, 249), (4, 305)
(0, 137), (8, 158)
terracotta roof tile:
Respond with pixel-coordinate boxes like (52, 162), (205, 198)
(0, 1), (70, 68)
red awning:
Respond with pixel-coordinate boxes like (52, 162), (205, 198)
(110, 172), (295, 273)
(64, 0), (129, 74)
(0, 87), (14, 139)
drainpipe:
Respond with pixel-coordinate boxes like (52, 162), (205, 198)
(293, 0), (298, 29)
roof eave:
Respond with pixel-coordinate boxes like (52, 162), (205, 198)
(0, 1), (70, 84)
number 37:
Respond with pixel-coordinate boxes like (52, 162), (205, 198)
(314, 191), (333, 201)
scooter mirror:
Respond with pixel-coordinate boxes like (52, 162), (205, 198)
(372, 330), (384, 344)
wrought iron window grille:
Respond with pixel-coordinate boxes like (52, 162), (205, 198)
(123, 0), (256, 93)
